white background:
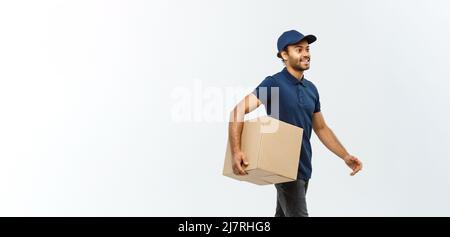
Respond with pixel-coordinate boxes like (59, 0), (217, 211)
(1, 0), (449, 216)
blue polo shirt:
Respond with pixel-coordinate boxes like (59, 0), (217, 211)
(252, 67), (321, 180)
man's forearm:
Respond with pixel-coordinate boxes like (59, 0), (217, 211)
(315, 126), (350, 160)
(228, 108), (245, 154)
(228, 94), (261, 155)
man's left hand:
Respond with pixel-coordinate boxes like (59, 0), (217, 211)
(344, 154), (363, 176)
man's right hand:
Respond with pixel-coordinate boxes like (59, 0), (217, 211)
(232, 150), (249, 175)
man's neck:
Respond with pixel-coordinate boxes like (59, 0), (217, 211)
(286, 66), (304, 80)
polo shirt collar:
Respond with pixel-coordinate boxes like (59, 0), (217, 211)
(282, 67), (306, 86)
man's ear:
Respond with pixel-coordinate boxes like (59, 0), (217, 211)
(281, 50), (288, 61)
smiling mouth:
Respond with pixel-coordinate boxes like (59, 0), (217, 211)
(300, 58), (310, 63)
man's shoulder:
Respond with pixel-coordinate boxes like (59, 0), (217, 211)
(271, 70), (285, 80)
(259, 74), (279, 86)
(262, 70), (285, 85)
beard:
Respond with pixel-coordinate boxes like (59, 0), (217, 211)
(288, 57), (311, 72)
(289, 59), (310, 71)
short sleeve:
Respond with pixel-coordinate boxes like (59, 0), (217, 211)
(313, 86), (321, 113)
(252, 76), (276, 114)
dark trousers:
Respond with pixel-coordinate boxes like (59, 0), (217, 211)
(275, 179), (309, 217)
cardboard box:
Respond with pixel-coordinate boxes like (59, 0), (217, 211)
(223, 116), (303, 185)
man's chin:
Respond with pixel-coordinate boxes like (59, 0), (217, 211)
(293, 65), (309, 71)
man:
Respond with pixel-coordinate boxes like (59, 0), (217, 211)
(228, 30), (363, 217)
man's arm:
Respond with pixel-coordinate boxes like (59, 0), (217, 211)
(228, 93), (261, 175)
(312, 112), (363, 176)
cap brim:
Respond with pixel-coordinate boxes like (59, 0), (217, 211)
(303, 34), (317, 44)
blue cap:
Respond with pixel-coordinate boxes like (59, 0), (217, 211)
(277, 30), (317, 58)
